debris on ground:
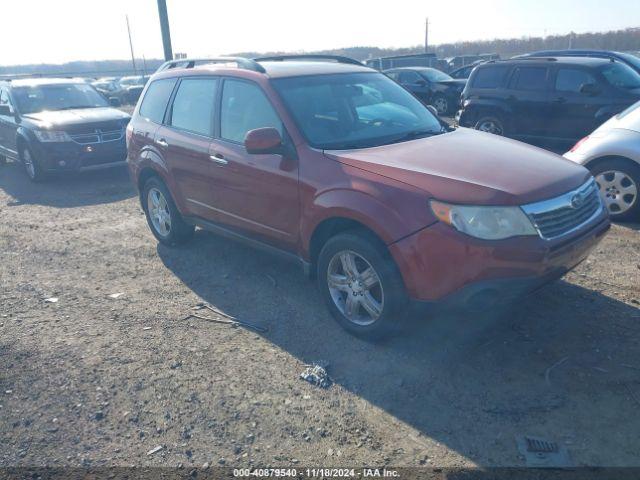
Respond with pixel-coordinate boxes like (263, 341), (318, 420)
(147, 445), (164, 456)
(185, 303), (268, 333)
(516, 435), (572, 467)
(44, 297), (58, 303)
(107, 292), (124, 299)
(544, 356), (570, 386)
(300, 362), (332, 389)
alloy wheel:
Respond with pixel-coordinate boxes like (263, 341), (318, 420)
(147, 187), (172, 237)
(595, 170), (638, 215)
(477, 119), (503, 135)
(433, 97), (449, 115)
(23, 149), (36, 179)
(327, 250), (384, 326)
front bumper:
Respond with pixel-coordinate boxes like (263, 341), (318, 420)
(32, 138), (127, 172)
(389, 213), (610, 307)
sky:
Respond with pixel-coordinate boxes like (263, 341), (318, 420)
(2, 0), (639, 66)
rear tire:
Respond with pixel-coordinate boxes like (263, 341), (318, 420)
(474, 114), (506, 136)
(142, 176), (194, 246)
(317, 231), (409, 340)
(590, 158), (640, 221)
(20, 145), (45, 182)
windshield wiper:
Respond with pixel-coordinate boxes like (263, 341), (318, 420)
(386, 128), (444, 144)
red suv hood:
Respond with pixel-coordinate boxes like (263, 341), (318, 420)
(324, 128), (591, 205)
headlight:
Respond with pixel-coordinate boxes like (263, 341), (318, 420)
(430, 200), (537, 240)
(33, 130), (72, 142)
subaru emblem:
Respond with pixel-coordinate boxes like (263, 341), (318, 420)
(570, 193), (585, 209)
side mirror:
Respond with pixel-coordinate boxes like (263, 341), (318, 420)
(426, 105), (439, 117)
(244, 127), (283, 155)
(109, 97), (121, 107)
(415, 79), (428, 87)
(580, 83), (600, 96)
(0, 104), (12, 116)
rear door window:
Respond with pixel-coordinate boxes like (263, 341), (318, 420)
(555, 69), (598, 93)
(471, 66), (509, 88)
(509, 67), (548, 91)
(169, 78), (218, 136)
(138, 78), (177, 124)
(220, 79), (282, 143)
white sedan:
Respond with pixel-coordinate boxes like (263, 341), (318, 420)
(565, 101), (640, 221)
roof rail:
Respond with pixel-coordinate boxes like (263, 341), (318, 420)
(511, 57), (558, 62)
(160, 57), (266, 73)
(254, 54), (363, 66)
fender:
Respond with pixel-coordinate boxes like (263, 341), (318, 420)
(15, 126), (34, 154)
(300, 186), (434, 260)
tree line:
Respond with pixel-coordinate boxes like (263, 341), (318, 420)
(1, 27), (638, 77)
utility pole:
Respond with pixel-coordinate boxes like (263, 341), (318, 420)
(126, 15), (137, 75)
(157, 0), (173, 61)
(424, 17), (429, 53)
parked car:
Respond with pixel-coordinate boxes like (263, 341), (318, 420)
(117, 75), (149, 104)
(449, 60), (487, 80)
(92, 79), (120, 98)
(457, 57), (640, 148)
(384, 67), (466, 115)
(564, 100), (640, 220)
(127, 55), (609, 338)
(444, 54), (499, 72)
(517, 49), (640, 75)
(0, 78), (130, 181)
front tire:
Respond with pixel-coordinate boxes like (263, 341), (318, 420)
(142, 176), (194, 246)
(432, 94), (450, 116)
(20, 146), (45, 182)
(591, 158), (640, 221)
(317, 231), (408, 339)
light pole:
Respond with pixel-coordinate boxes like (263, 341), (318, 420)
(157, 0), (173, 61)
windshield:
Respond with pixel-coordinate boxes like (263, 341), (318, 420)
(600, 62), (640, 89)
(272, 72), (444, 150)
(420, 69), (453, 82)
(12, 83), (109, 114)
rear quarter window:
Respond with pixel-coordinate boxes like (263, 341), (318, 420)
(471, 66), (510, 89)
(138, 78), (177, 124)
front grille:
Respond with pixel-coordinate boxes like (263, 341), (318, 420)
(522, 179), (603, 240)
(69, 128), (124, 145)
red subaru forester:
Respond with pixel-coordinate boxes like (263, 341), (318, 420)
(127, 55), (610, 338)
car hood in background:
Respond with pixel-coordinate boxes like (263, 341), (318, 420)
(324, 128), (590, 206)
(23, 107), (131, 129)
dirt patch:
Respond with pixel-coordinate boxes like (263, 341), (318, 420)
(1, 161), (639, 468)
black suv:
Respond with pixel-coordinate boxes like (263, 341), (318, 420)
(457, 57), (640, 147)
(0, 78), (130, 181)
(384, 67), (466, 115)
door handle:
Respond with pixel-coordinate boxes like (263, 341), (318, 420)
(553, 97), (567, 104)
(156, 138), (168, 148)
(210, 153), (228, 165)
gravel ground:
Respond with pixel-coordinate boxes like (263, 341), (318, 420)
(1, 160), (639, 469)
